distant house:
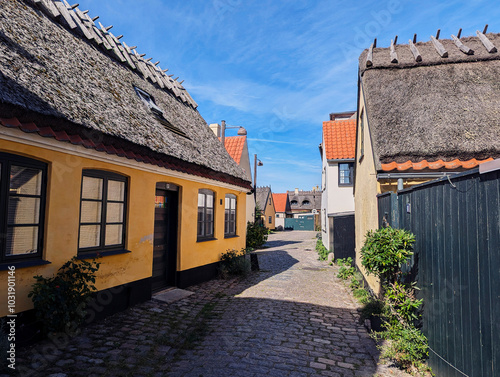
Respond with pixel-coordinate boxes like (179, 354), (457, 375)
(319, 112), (356, 258)
(209, 123), (255, 224)
(287, 188), (321, 214)
(355, 31), (500, 291)
(272, 193), (292, 229)
(0, 0), (251, 333)
(256, 186), (276, 229)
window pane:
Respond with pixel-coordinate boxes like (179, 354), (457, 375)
(206, 193), (214, 208)
(197, 219), (203, 237)
(206, 208), (213, 223)
(8, 197), (40, 224)
(105, 224), (123, 246)
(10, 166), (42, 195)
(79, 225), (100, 248)
(198, 193), (205, 207)
(205, 221), (213, 237)
(225, 197), (230, 208)
(82, 177), (103, 200)
(108, 180), (125, 201)
(80, 201), (102, 223)
(231, 198), (236, 209)
(6, 226), (38, 255)
(106, 202), (124, 223)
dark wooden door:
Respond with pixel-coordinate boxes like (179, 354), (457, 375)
(152, 188), (178, 292)
(332, 214), (355, 260)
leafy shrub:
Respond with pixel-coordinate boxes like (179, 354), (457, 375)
(336, 257), (355, 280)
(384, 281), (423, 325)
(359, 298), (385, 323)
(246, 221), (268, 250)
(315, 237), (329, 261)
(28, 257), (100, 334)
(219, 248), (250, 278)
(361, 226), (415, 284)
(376, 322), (430, 374)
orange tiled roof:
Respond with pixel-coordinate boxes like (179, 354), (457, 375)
(323, 119), (356, 160)
(272, 193), (289, 213)
(381, 158), (494, 172)
(221, 136), (246, 165)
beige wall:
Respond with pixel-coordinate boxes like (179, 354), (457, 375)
(354, 89), (381, 294)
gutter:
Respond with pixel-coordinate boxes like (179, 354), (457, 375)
(377, 172), (461, 179)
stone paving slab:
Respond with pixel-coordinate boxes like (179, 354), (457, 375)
(153, 288), (194, 304)
(11, 231), (412, 377)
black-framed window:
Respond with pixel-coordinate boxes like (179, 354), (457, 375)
(78, 170), (127, 253)
(0, 153), (47, 263)
(224, 194), (237, 237)
(197, 189), (214, 240)
(339, 163), (354, 186)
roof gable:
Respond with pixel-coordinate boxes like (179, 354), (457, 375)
(272, 193), (290, 213)
(0, 0), (250, 187)
(359, 31), (500, 170)
(222, 136), (246, 165)
(256, 186), (271, 210)
(323, 119), (356, 160)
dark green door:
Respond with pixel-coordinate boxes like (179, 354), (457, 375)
(152, 187), (178, 292)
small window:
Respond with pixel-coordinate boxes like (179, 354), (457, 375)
(78, 170), (127, 253)
(302, 200), (310, 206)
(134, 86), (189, 138)
(290, 200), (298, 205)
(339, 163), (354, 186)
(0, 153), (47, 263)
(198, 189), (215, 240)
(268, 216), (272, 224)
(224, 194), (237, 237)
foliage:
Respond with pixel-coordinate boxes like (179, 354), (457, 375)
(361, 226), (415, 284)
(375, 322), (431, 375)
(315, 237), (329, 261)
(246, 221), (268, 250)
(218, 248), (250, 278)
(336, 257), (356, 280)
(352, 286), (370, 304)
(384, 281), (423, 325)
(28, 257), (100, 334)
(359, 298), (386, 323)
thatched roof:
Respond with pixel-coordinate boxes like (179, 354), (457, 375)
(287, 190), (321, 211)
(0, 0), (250, 188)
(256, 186), (272, 211)
(359, 31), (500, 171)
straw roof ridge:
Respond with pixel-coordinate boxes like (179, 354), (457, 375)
(360, 33), (500, 74)
(0, 0), (250, 184)
(359, 30), (500, 170)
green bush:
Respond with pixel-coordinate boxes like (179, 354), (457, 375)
(361, 226), (415, 284)
(384, 281), (423, 325)
(336, 257), (355, 280)
(315, 237), (329, 261)
(219, 248), (250, 278)
(246, 221), (268, 249)
(28, 257), (100, 334)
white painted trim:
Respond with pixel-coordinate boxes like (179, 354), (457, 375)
(0, 127), (249, 192)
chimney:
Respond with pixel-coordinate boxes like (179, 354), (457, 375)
(221, 120), (226, 146)
(209, 123), (221, 137)
(295, 188), (299, 195)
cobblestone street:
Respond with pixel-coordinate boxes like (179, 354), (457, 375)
(15, 231), (410, 377)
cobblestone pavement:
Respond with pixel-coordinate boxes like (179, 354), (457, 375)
(14, 231), (411, 377)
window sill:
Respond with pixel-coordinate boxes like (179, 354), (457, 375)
(0, 259), (51, 271)
(77, 249), (131, 260)
(224, 235), (239, 239)
(196, 237), (217, 243)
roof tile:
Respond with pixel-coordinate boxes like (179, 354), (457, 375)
(221, 136), (246, 165)
(381, 158), (494, 172)
(272, 193), (289, 213)
(323, 119), (356, 160)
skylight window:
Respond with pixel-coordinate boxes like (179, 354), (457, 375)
(133, 86), (189, 139)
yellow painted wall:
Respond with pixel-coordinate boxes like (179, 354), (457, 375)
(354, 89), (381, 295)
(0, 137), (247, 316)
(261, 193), (276, 229)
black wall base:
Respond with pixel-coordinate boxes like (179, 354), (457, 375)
(2, 277), (152, 347)
(177, 262), (220, 289)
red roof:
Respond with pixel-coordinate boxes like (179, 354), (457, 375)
(272, 193), (289, 213)
(0, 118), (251, 190)
(381, 158), (494, 172)
(323, 119), (356, 160)
(221, 136), (246, 165)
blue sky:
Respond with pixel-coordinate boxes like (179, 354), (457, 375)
(78, 0), (499, 193)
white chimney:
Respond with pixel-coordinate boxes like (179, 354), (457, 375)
(295, 188), (299, 195)
(209, 123), (221, 137)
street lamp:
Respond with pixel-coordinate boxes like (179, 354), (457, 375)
(220, 120), (247, 146)
(254, 154), (263, 222)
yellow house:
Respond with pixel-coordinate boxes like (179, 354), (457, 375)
(354, 32), (500, 293)
(255, 186), (276, 230)
(0, 0), (251, 334)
